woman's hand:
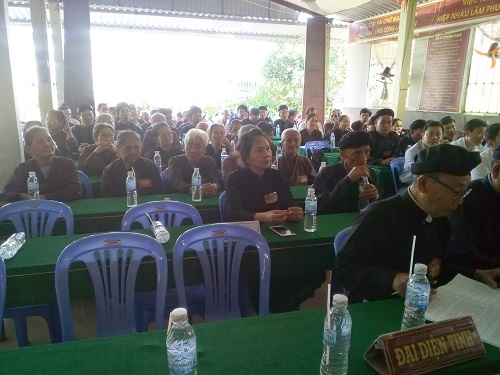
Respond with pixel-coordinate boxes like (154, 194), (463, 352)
(286, 206), (303, 222)
(255, 210), (289, 224)
(201, 182), (218, 197)
(93, 142), (115, 154)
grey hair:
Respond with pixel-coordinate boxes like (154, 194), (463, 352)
(281, 128), (300, 142)
(116, 130), (141, 148)
(185, 128), (208, 146)
(95, 113), (113, 126)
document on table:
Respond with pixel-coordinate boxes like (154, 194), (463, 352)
(425, 274), (500, 348)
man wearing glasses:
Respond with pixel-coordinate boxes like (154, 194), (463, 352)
(333, 144), (499, 302)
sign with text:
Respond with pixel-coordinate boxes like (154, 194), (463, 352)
(364, 316), (484, 375)
(349, 0), (500, 43)
(418, 30), (470, 112)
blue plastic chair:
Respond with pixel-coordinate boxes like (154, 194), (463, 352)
(77, 170), (93, 199)
(0, 257), (6, 335)
(121, 200), (202, 230)
(173, 223), (271, 322)
(219, 191), (227, 222)
(304, 141), (333, 158)
(390, 157), (407, 195)
(55, 232), (168, 341)
(0, 199), (74, 346)
(161, 168), (169, 190)
(331, 226), (354, 299)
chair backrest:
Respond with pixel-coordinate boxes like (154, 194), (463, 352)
(55, 232), (168, 341)
(121, 200), (202, 230)
(219, 191), (227, 222)
(390, 157), (406, 194)
(0, 200), (74, 237)
(77, 170), (93, 199)
(0, 257), (6, 333)
(334, 226), (354, 256)
(173, 223), (270, 322)
(161, 168), (169, 190)
(304, 141), (333, 158)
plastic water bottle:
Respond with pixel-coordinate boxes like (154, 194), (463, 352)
(151, 221), (170, 243)
(401, 263), (431, 330)
(230, 139), (236, 151)
(154, 151), (162, 174)
(126, 171), (137, 207)
(358, 176), (369, 211)
(330, 132), (336, 147)
(166, 308), (197, 375)
(271, 163), (278, 170)
(318, 162), (327, 174)
(276, 124), (281, 137)
(304, 187), (317, 232)
(191, 168), (202, 202)
(220, 147), (227, 167)
(320, 294), (351, 375)
(0, 232), (26, 259)
(27, 172), (39, 199)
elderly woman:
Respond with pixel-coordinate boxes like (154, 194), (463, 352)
(145, 122), (183, 170)
(168, 128), (222, 195)
(78, 123), (118, 176)
(0, 126), (82, 202)
(278, 129), (317, 186)
(300, 113), (323, 146)
(45, 109), (79, 158)
(101, 130), (163, 197)
(226, 119), (242, 141)
(332, 115), (351, 146)
(205, 123), (233, 169)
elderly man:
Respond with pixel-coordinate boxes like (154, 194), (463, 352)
(277, 128), (316, 186)
(451, 119), (487, 152)
(396, 119), (426, 156)
(334, 144), (500, 302)
(313, 132), (379, 214)
(273, 104), (294, 135)
(449, 146), (500, 272)
(399, 121), (444, 184)
(471, 123), (500, 180)
(367, 108), (400, 165)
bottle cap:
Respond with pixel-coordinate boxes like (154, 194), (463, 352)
(127, 171), (134, 177)
(194, 168), (199, 172)
(308, 187), (315, 194)
(414, 263), (427, 274)
(170, 308), (188, 324)
(321, 162), (326, 166)
(29, 171), (36, 176)
(155, 151), (160, 155)
(222, 147), (226, 152)
(332, 294), (348, 308)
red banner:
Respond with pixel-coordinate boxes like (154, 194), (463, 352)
(349, 0), (500, 43)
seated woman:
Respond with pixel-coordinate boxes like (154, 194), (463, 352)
(101, 130), (163, 197)
(278, 129), (316, 186)
(222, 124), (255, 186)
(226, 119), (242, 141)
(300, 113), (323, 146)
(22, 120), (62, 160)
(391, 118), (404, 136)
(168, 129), (222, 195)
(45, 109), (79, 159)
(78, 123), (119, 176)
(225, 128), (323, 313)
(332, 115), (351, 146)
(144, 122), (183, 170)
(205, 123), (234, 169)
(0, 126), (82, 202)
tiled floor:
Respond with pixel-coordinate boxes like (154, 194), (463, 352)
(0, 276), (329, 350)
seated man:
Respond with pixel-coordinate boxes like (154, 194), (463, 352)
(396, 119), (426, 156)
(313, 132), (379, 214)
(367, 108), (400, 165)
(278, 129), (316, 186)
(350, 108), (372, 132)
(451, 119), (487, 152)
(399, 121), (443, 185)
(273, 104), (294, 135)
(334, 144), (498, 302)
(471, 123), (500, 180)
(449, 146), (500, 272)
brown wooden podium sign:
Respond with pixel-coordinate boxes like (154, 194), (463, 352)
(364, 316), (484, 375)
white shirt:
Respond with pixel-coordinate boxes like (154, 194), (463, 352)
(451, 137), (482, 152)
(471, 149), (493, 180)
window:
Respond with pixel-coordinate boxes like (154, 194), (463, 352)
(367, 42), (398, 108)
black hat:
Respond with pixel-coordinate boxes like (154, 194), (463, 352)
(379, 67), (394, 77)
(338, 131), (372, 150)
(409, 119), (426, 130)
(249, 107), (259, 116)
(493, 146), (500, 161)
(258, 106), (267, 111)
(188, 106), (202, 117)
(278, 104), (288, 111)
(237, 104), (248, 112)
(372, 108), (395, 123)
(411, 144), (481, 176)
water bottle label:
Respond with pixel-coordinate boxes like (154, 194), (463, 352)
(305, 202), (317, 214)
(27, 182), (38, 193)
(192, 177), (201, 187)
(126, 181), (136, 192)
(323, 328), (336, 347)
(407, 291), (429, 308)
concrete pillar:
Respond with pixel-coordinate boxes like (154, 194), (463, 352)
(63, 0), (94, 114)
(344, 43), (371, 109)
(0, 1), (24, 189)
(391, 2), (417, 118)
(30, 0), (53, 120)
(302, 17), (330, 125)
(48, 0), (64, 107)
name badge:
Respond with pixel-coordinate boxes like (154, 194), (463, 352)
(296, 175), (308, 185)
(264, 192), (278, 204)
(427, 258), (441, 284)
(138, 179), (153, 188)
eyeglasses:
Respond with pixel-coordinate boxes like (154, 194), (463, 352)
(425, 175), (471, 200)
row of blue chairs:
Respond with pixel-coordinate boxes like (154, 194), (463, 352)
(0, 199), (270, 344)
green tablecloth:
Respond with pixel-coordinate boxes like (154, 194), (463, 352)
(0, 299), (498, 374)
(367, 164), (394, 197)
(324, 152), (341, 165)
(4, 212), (357, 307)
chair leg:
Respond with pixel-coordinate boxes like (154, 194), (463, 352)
(47, 303), (62, 343)
(13, 316), (30, 347)
(1, 323), (7, 342)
